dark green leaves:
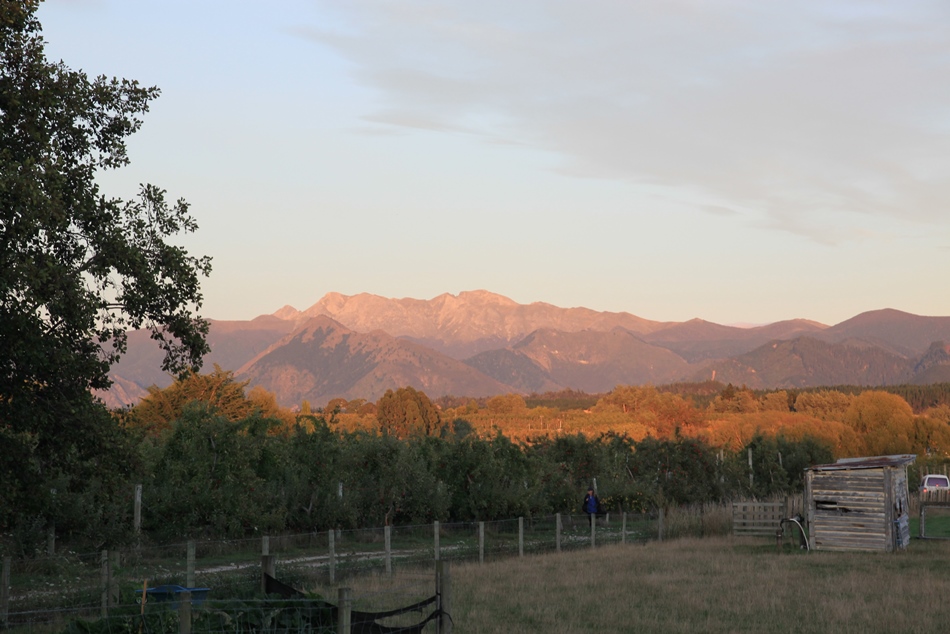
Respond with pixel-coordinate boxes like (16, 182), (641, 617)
(0, 0), (209, 534)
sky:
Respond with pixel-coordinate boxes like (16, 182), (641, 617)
(38, 0), (950, 327)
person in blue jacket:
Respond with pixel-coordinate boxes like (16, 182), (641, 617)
(583, 487), (600, 527)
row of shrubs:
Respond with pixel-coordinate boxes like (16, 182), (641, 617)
(5, 401), (844, 556)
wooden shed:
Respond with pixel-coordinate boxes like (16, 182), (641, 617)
(804, 454), (915, 552)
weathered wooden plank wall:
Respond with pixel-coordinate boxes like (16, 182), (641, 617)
(807, 461), (912, 552)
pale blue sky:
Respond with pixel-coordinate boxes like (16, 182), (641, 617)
(40, 0), (950, 326)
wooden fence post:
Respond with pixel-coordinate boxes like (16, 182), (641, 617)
(47, 524), (55, 556)
(100, 550), (108, 618)
(134, 484), (142, 534)
(328, 530), (336, 584)
(109, 551), (119, 609)
(590, 513), (596, 548)
(658, 507), (664, 542)
(478, 522), (485, 564)
(384, 525), (392, 574)
(1, 556), (10, 629)
(518, 517), (524, 557)
(748, 448), (754, 490)
(555, 513), (561, 553)
(435, 562), (442, 634)
(261, 536), (270, 556)
(436, 560), (452, 634)
(187, 541), (196, 588)
(178, 591), (192, 634)
(96, 551), (120, 616)
(261, 555), (276, 594)
(622, 512), (627, 544)
(434, 521), (440, 561)
(337, 587), (352, 634)
(920, 504), (927, 538)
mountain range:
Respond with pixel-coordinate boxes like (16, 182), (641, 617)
(101, 290), (950, 409)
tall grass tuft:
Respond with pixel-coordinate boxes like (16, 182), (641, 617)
(662, 503), (734, 539)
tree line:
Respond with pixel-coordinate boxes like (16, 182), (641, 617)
(14, 366), (949, 557)
(6, 366), (950, 557)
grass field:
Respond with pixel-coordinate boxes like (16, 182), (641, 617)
(912, 504), (950, 538)
(342, 536), (950, 633)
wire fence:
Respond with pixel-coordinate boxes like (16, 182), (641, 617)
(1, 508), (708, 633)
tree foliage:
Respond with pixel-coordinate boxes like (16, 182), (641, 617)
(0, 2), (209, 531)
(793, 390), (854, 421)
(596, 385), (699, 436)
(125, 367), (254, 434)
(142, 404), (286, 540)
(7, 386), (949, 549)
(376, 387), (442, 438)
(708, 384), (760, 414)
(743, 433), (834, 498)
(7, 352), (950, 548)
(844, 391), (916, 456)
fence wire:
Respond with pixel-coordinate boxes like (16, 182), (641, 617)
(2, 509), (692, 631)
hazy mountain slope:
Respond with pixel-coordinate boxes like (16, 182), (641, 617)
(509, 328), (691, 393)
(820, 309), (950, 356)
(105, 329), (172, 394)
(293, 290), (672, 358)
(206, 316), (299, 371)
(236, 315), (514, 405)
(910, 342), (950, 385)
(463, 349), (564, 394)
(644, 318), (827, 362)
(106, 316), (296, 399)
(912, 365), (950, 385)
(95, 375), (149, 410)
(693, 337), (914, 389)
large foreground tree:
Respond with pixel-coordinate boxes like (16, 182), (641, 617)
(0, 1), (210, 537)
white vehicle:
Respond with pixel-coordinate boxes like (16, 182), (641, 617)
(920, 474), (950, 494)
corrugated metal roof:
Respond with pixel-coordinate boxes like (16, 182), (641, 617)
(807, 454), (916, 471)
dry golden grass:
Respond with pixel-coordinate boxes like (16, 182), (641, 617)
(662, 503), (734, 539)
(336, 536), (950, 633)
(451, 537), (950, 633)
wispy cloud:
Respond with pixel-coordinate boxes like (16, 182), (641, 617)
(302, 0), (950, 242)
(701, 205), (739, 217)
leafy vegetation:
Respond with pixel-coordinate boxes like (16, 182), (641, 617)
(789, 381), (950, 414)
(0, 1), (210, 543)
(13, 359), (950, 555)
(524, 388), (603, 411)
(376, 386), (443, 438)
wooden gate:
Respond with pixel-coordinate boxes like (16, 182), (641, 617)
(732, 501), (786, 537)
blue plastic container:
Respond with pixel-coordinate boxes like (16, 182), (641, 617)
(136, 585), (210, 607)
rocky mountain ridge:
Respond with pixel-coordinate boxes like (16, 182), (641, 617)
(278, 290), (673, 359)
(100, 291), (950, 408)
